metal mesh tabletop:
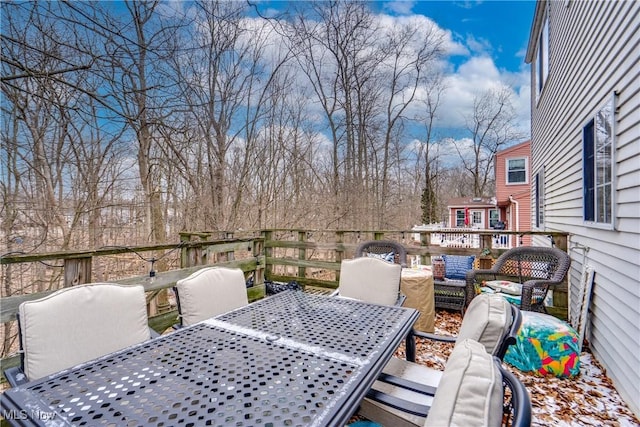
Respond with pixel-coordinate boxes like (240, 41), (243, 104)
(216, 291), (412, 360)
(1, 292), (418, 427)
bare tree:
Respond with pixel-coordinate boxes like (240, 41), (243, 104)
(415, 74), (447, 224)
(165, 1), (288, 231)
(283, 1), (446, 228)
(285, 1), (380, 227)
(376, 22), (444, 227)
(1, 2), (102, 251)
(455, 85), (525, 197)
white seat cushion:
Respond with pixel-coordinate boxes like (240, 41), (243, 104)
(456, 293), (512, 356)
(176, 267), (248, 326)
(19, 283), (150, 381)
(338, 258), (402, 306)
(425, 339), (503, 427)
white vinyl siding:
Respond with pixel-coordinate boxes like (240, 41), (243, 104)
(528, 0), (640, 416)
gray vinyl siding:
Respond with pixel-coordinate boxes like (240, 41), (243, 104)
(529, 0), (640, 416)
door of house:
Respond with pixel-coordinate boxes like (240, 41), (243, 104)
(470, 210), (484, 228)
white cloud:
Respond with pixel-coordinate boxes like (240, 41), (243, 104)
(434, 56), (530, 137)
(372, 12), (530, 139)
(465, 34), (493, 56)
(193, 5), (531, 147)
(383, 0), (417, 15)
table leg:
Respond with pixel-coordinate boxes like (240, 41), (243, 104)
(405, 329), (416, 362)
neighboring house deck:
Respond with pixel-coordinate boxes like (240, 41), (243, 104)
(446, 196), (497, 229)
(526, 0), (640, 416)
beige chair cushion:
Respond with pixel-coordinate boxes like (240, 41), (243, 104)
(176, 267), (248, 326)
(425, 339), (503, 427)
(19, 283), (150, 381)
(456, 293), (512, 356)
(338, 257), (402, 306)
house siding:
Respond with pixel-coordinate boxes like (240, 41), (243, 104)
(495, 141), (532, 246)
(528, 0), (640, 416)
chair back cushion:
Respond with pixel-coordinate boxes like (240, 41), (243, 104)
(424, 339), (503, 427)
(442, 255), (475, 280)
(19, 283), (150, 381)
(339, 258), (402, 306)
(365, 251), (395, 263)
(176, 267), (249, 326)
(456, 293), (512, 356)
(356, 240), (407, 266)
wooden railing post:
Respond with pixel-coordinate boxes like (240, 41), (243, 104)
(180, 233), (190, 268)
(335, 231), (344, 282)
(252, 238), (264, 286)
(179, 232), (208, 267)
(298, 231), (306, 280)
(553, 233), (568, 252)
(550, 232), (569, 319)
(420, 231), (431, 264)
(63, 257), (92, 287)
(225, 232), (235, 262)
(263, 230), (273, 280)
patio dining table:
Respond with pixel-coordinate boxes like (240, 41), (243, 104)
(0, 290), (419, 427)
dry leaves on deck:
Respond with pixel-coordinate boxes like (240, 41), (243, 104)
(397, 310), (640, 427)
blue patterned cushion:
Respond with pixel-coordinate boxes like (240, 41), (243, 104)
(442, 255), (475, 280)
(366, 252), (395, 263)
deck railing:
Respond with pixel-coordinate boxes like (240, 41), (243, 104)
(0, 228), (569, 379)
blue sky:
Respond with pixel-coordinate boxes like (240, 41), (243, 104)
(375, 0), (537, 146)
(380, 1), (536, 72)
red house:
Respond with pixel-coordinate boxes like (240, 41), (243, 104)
(445, 140), (532, 248)
(446, 197), (497, 229)
(494, 140), (532, 246)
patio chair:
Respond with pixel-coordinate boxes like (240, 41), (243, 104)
(3, 283), (154, 387)
(366, 294), (521, 423)
(408, 292), (522, 361)
(333, 257), (404, 306)
(433, 254), (475, 315)
(174, 266), (248, 327)
(466, 246), (571, 312)
(356, 239), (408, 268)
(361, 339), (531, 427)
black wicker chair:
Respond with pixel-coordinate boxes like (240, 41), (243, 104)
(432, 255), (473, 315)
(356, 240), (408, 268)
(466, 246), (571, 312)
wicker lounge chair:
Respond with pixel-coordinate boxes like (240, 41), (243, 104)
(466, 246), (571, 312)
(432, 255), (475, 314)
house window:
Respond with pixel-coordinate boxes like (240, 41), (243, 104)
(489, 209), (499, 228)
(455, 210), (465, 227)
(536, 11), (549, 98)
(535, 168), (544, 228)
(583, 97), (614, 225)
(507, 158), (528, 184)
